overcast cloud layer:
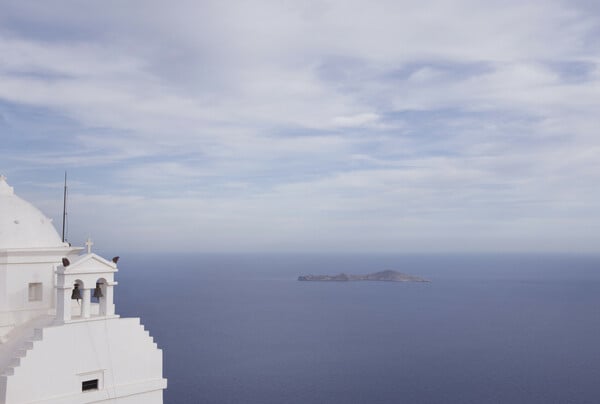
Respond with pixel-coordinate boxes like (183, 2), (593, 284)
(1, 0), (600, 253)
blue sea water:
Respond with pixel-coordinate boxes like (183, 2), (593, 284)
(113, 253), (600, 404)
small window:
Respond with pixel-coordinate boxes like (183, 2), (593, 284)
(28, 283), (42, 302)
(82, 379), (98, 391)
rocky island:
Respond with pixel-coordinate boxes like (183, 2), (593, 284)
(298, 270), (429, 283)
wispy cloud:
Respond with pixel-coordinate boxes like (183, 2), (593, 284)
(1, 0), (599, 252)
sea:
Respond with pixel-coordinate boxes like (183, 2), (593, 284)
(113, 253), (600, 404)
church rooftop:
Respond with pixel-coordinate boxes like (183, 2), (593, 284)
(0, 176), (66, 250)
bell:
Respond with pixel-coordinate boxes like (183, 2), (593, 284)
(71, 284), (81, 300)
(93, 283), (103, 299)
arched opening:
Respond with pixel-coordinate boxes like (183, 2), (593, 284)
(91, 279), (106, 302)
(71, 279), (85, 318)
(92, 278), (107, 316)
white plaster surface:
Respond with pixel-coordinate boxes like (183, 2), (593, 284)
(0, 178), (166, 403)
(0, 177), (65, 250)
(2, 318), (166, 404)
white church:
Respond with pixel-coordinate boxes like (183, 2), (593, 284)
(0, 176), (167, 403)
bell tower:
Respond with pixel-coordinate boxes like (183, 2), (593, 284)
(55, 239), (118, 323)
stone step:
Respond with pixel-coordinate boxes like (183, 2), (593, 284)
(14, 349), (26, 359)
(32, 328), (44, 340)
(8, 357), (20, 368)
(141, 328), (157, 344)
(21, 341), (34, 350)
(1, 333), (44, 378)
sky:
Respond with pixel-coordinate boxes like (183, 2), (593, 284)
(1, 0), (600, 253)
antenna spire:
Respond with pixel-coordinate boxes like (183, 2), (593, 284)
(62, 172), (68, 243)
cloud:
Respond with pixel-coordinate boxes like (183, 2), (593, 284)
(1, 0), (600, 252)
(332, 113), (380, 127)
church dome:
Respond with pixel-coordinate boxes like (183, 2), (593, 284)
(0, 176), (65, 250)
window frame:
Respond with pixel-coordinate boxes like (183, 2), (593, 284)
(28, 282), (43, 302)
(82, 379), (99, 392)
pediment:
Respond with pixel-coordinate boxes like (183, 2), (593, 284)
(63, 253), (117, 274)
